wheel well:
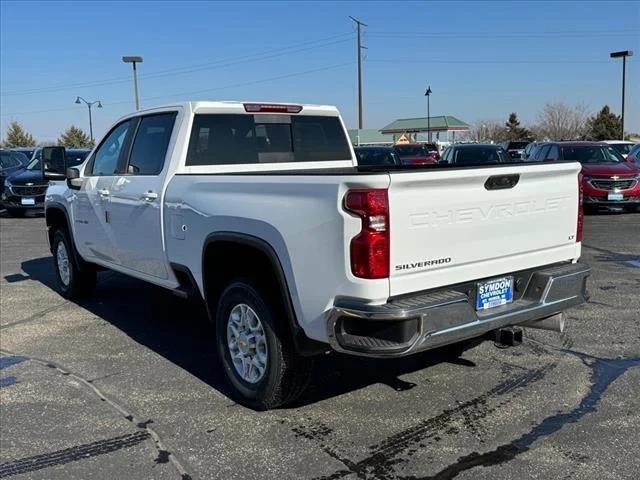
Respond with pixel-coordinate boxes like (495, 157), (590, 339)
(45, 207), (69, 252)
(202, 237), (329, 357)
(203, 240), (286, 320)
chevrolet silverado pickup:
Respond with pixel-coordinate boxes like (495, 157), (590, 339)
(42, 101), (590, 409)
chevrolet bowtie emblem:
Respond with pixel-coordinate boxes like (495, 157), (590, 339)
(610, 176), (620, 180)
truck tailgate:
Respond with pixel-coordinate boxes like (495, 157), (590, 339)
(388, 162), (582, 296)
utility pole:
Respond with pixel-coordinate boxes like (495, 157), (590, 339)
(349, 16), (367, 129)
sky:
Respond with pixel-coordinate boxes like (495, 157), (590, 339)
(1, 0), (639, 142)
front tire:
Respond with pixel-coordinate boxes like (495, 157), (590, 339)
(215, 280), (312, 409)
(52, 229), (96, 299)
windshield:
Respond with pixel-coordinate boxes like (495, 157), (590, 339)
(561, 146), (624, 164)
(1, 152), (19, 169)
(26, 158), (42, 170)
(395, 145), (429, 157)
(355, 148), (399, 166)
(452, 146), (511, 165)
(609, 143), (633, 155)
(508, 142), (529, 150)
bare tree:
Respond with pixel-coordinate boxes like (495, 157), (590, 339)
(535, 102), (590, 140)
(468, 119), (506, 143)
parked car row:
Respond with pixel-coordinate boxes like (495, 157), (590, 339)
(525, 141), (639, 212)
(355, 139), (639, 213)
(1, 147), (90, 216)
(500, 141), (530, 159)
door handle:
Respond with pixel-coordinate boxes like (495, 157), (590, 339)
(141, 191), (158, 202)
(97, 189), (110, 197)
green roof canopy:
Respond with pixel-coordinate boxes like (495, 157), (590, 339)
(380, 116), (469, 134)
(347, 129), (394, 145)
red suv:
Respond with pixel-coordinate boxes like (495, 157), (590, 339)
(534, 141), (640, 212)
(394, 143), (439, 165)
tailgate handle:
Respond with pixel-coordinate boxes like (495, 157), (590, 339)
(485, 174), (520, 190)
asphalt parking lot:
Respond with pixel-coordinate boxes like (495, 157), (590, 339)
(1, 210), (639, 480)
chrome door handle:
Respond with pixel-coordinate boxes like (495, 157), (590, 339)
(141, 191), (158, 202)
(97, 189), (110, 197)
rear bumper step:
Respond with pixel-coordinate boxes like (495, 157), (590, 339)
(327, 262), (590, 358)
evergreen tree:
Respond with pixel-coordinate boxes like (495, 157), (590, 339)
(2, 121), (37, 147)
(587, 106), (622, 140)
(504, 113), (532, 140)
(58, 125), (93, 148)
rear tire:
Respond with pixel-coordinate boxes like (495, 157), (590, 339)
(52, 229), (96, 299)
(215, 280), (312, 410)
(6, 208), (26, 217)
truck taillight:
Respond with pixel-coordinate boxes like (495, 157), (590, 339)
(344, 189), (389, 279)
(577, 173), (584, 242)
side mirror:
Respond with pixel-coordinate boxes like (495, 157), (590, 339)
(41, 146), (67, 180)
(66, 167), (83, 190)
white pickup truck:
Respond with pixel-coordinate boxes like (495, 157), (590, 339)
(43, 101), (590, 409)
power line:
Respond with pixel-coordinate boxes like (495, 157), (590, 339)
(368, 59), (610, 64)
(126, 61), (355, 102)
(366, 30), (638, 38)
(0, 62), (354, 117)
(349, 16), (367, 129)
(0, 32), (354, 97)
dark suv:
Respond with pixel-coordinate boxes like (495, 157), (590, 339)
(1, 148), (90, 216)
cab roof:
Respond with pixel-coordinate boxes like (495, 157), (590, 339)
(132, 101), (340, 117)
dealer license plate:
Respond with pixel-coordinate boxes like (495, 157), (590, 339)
(607, 193), (623, 201)
(21, 197), (35, 206)
(476, 276), (514, 311)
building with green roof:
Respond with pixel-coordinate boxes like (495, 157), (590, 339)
(347, 129), (395, 146)
(380, 116), (470, 143)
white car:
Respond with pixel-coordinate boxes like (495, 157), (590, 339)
(602, 140), (636, 158)
(42, 101), (590, 409)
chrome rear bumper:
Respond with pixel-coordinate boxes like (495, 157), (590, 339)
(327, 262), (590, 358)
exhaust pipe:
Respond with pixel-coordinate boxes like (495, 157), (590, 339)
(523, 313), (565, 333)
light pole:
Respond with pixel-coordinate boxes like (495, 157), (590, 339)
(122, 55), (143, 110)
(75, 96), (102, 142)
(425, 86), (432, 142)
(610, 50), (633, 140)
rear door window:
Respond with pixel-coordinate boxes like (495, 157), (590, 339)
(127, 113), (177, 174)
(186, 114), (351, 166)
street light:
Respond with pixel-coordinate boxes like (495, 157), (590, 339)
(74, 96), (102, 142)
(122, 55), (143, 110)
(610, 50), (633, 140)
(425, 86), (432, 142)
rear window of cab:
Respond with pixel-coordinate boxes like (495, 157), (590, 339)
(186, 114), (352, 166)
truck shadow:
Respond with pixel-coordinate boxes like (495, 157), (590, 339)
(19, 256), (477, 408)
